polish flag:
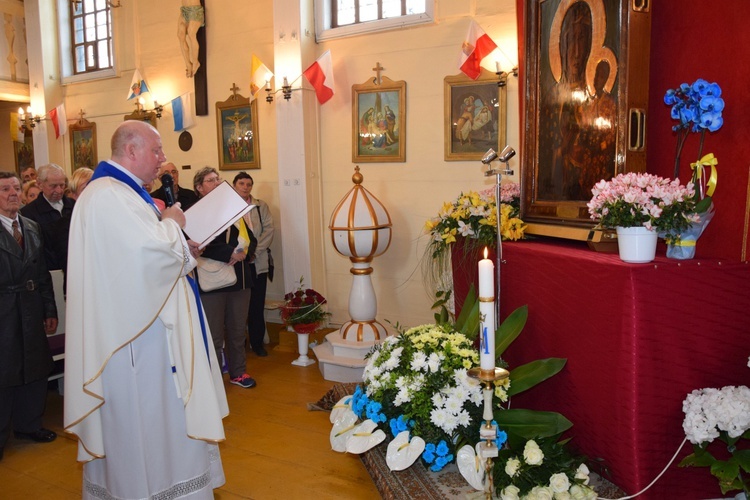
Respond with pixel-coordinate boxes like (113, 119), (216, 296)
(303, 50), (335, 104)
(48, 104), (68, 139)
(459, 21), (498, 80)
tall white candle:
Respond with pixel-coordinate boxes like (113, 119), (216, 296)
(478, 248), (495, 371)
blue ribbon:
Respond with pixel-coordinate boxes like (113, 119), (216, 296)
(186, 274), (211, 366)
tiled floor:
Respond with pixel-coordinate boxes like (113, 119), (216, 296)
(0, 342), (380, 499)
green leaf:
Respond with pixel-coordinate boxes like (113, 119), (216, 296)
(678, 449), (717, 468)
(695, 195), (713, 214)
(495, 305), (528, 357)
(455, 285), (480, 338)
(733, 449), (750, 473)
(710, 460), (740, 489)
(494, 408), (573, 440)
(506, 358), (567, 397)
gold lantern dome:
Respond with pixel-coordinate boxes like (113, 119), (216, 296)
(329, 166), (392, 259)
(328, 166), (392, 342)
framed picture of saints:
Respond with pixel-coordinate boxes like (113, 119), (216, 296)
(69, 119), (97, 170)
(216, 92), (260, 170)
(443, 70), (507, 161)
(352, 76), (406, 163)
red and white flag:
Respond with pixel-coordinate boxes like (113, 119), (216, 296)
(459, 21), (498, 80)
(303, 50), (335, 104)
(48, 103), (68, 139)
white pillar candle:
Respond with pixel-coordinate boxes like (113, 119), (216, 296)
(478, 248), (495, 371)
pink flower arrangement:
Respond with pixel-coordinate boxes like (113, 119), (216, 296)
(588, 172), (699, 238)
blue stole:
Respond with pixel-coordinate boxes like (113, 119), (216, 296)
(92, 161), (158, 209)
(91, 160), (211, 366)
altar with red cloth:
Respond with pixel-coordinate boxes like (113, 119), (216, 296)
(452, 239), (750, 499)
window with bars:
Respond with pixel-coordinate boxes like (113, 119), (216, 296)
(70, 0), (113, 75)
(316, 0), (433, 41)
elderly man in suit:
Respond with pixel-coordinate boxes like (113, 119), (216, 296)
(20, 164), (75, 273)
(0, 172), (58, 462)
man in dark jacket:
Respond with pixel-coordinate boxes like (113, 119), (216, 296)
(0, 172), (58, 462)
(20, 163), (75, 273)
(150, 162), (198, 210)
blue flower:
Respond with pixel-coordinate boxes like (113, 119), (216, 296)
(422, 443), (436, 463)
(436, 440), (449, 457)
(351, 385), (369, 418)
(389, 415), (411, 437)
(366, 400), (386, 423)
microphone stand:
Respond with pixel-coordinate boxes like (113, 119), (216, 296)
(484, 158), (513, 323)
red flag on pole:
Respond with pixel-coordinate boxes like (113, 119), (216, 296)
(303, 50), (335, 104)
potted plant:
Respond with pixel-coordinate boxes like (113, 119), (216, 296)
(679, 359), (750, 499)
(423, 185), (526, 292)
(281, 277), (331, 366)
(587, 172), (698, 263)
(663, 78), (724, 259)
(281, 277), (331, 333)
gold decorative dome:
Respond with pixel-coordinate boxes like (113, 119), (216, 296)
(329, 166), (392, 260)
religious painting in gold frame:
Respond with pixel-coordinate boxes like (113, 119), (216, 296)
(69, 119), (97, 170)
(443, 69), (507, 161)
(123, 110), (157, 128)
(14, 131), (34, 174)
(521, 0), (651, 238)
(216, 92), (260, 170)
(352, 76), (406, 163)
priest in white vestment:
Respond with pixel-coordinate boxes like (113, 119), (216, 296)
(64, 120), (229, 499)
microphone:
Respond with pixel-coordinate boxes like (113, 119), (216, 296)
(160, 173), (176, 207)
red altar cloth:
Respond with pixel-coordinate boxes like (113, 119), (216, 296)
(452, 239), (750, 499)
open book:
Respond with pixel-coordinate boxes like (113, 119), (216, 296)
(183, 180), (253, 248)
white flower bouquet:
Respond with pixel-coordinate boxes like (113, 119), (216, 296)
(680, 366), (750, 497)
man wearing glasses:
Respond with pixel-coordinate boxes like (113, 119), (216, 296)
(150, 162), (199, 210)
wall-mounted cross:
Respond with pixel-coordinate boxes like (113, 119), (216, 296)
(77, 109), (86, 123)
(230, 83), (241, 98)
(372, 62), (384, 85)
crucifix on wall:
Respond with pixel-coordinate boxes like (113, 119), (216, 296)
(178, 0), (208, 115)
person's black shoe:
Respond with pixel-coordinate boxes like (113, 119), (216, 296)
(14, 428), (57, 443)
(253, 346), (268, 357)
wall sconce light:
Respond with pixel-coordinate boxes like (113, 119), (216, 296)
(266, 76), (304, 103)
(153, 100), (164, 118)
(18, 107), (42, 131)
(496, 64), (519, 88)
(131, 97), (163, 119)
(282, 77), (292, 100)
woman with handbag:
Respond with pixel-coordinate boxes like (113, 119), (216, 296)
(193, 167), (258, 388)
(233, 172), (274, 357)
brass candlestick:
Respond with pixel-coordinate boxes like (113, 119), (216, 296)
(468, 367), (510, 499)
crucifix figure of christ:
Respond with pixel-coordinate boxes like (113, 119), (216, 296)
(178, 0), (204, 78)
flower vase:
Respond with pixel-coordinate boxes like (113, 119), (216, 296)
(290, 323), (318, 367)
(616, 226), (658, 263)
(666, 206), (715, 260)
